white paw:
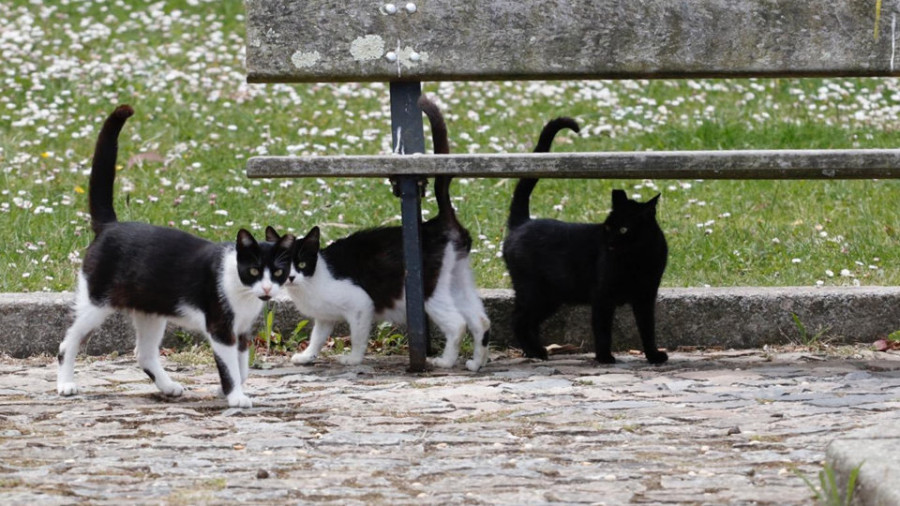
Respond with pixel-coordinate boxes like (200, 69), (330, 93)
(465, 358), (485, 372)
(291, 352), (317, 365)
(228, 393), (253, 408)
(428, 356), (457, 369)
(58, 382), (78, 396)
(336, 355), (364, 366)
(159, 382), (184, 397)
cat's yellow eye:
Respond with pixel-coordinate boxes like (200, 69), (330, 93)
(274, 269), (283, 277)
(249, 268), (260, 276)
(297, 262), (306, 269)
(619, 227), (628, 235)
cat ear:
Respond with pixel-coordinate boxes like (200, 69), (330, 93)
(265, 226), (281, 242)
(611, 189), (628, 209)
(296, 226), (320, 256)
(647, 194), (661, 207)
(304, 226), (320, 244)
(276, 233), (296, 250)
(236, 229), (258, 250)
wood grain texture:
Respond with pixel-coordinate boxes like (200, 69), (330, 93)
(246, 149), (900, 179)
(245, 0), (900, 83)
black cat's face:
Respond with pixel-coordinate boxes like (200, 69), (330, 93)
(235, 228), (295, 300)
(603, 190), (660, 250)
(266, 226), (320, 285)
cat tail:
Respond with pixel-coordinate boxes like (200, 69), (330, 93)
(508, 117), (580, 231)
(89, 105), (134, 235)
(417, 95), (456, 226)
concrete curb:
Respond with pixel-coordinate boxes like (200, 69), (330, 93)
(3, 287), (899, 358)
(826, 424), (900, 505)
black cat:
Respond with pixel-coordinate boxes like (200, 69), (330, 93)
(502, 118), (669, 364)
(57, 105), (294, 408)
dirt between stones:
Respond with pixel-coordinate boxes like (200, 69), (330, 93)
(1, 347), (898, 505)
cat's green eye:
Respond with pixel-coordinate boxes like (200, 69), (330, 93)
(297, 262), (306, 269)
(249, 267), (260, 277)
(619, 227), (628, 235)
(274, 269), (283, 277)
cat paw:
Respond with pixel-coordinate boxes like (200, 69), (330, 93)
(58, 382), (78, 396)
(522, 347), (549, 361)
(291, 352), (317, 365)
(428, 356), (457, 369)
(227, 393), (253, 409)
(645, 350), (669, 364)
(337, 355), (364, 366)
(595, 353), (617, 364)
(465, 358), (486, 372)
(159, 381), (184, 397)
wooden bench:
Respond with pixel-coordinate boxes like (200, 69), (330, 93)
(243, 0), (900, 371)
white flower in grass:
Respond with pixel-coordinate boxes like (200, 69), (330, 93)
(791, 258), (802, 264)
(840, 269), (852, 277)
(825, 270), (834, 277)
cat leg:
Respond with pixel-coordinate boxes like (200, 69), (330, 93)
(426, 292), (467, 369)
(632, 295), (668, 364)
(210, 339), (252, 408)
(591, 296), (617, 364)
(57, 300), (113, 396)
(511, 295), (557, 360)
(133, 312), (184, 397)
(451, 262), (491, 371)
(337, 312), (373, 366)
(238, 333), (252, 384)
(291, 320), (334, 365)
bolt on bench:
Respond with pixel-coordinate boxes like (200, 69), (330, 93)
(243, 0), (900, 371)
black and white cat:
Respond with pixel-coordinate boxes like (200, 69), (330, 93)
(57, 105), (294, 408)
(502, 117), (669, 364)
(272, 96), (491, 371)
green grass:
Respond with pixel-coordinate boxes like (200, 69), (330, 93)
(2, 0), (899, 294)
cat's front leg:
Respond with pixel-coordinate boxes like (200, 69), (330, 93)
(291, 320), (334, 365)
(238, 333), (252, 384)
(591, 297), (617, 364)
(210, 340), (252, 408)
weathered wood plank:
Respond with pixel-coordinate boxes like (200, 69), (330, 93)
(246, 150), (900, 179)
(245, 0), (900, 83)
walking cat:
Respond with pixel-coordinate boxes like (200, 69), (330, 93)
(274, 95), (491, 371)
(502, 117), (669, 364)
(57, 105), (294, 408)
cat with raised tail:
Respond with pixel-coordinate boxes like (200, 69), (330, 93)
(57, 105), (294, 408)
(503, 117), (669, 365)
(272, 95), (491, 371)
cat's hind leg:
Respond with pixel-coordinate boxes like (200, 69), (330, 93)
(426, 291), (468, 369)
(451, 260), (491, 371)
(632, 294), (668, 364)
(133, 312), (184, 397)
(57, 295), (113, 396)
(337, 311), (373, 366)
(291, 320), (334, 365)
(511, 293), (558, 360)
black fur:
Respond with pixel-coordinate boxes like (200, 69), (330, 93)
(503, 119), (668, 365)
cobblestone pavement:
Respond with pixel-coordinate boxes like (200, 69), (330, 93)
(1, 347), (898, 505)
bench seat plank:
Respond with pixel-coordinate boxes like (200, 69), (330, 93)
(245, 0), (899, 83)
(247, 149), (900, 180)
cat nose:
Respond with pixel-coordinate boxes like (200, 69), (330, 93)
(288, 276), (295, 283)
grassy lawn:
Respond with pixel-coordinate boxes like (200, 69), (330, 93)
(2, 0), (899, 295)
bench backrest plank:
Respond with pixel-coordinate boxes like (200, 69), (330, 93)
(245, 0), (900, 83)
(247, 149), (900, 179)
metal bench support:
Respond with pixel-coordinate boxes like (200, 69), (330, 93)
(388, 81), (429, 372)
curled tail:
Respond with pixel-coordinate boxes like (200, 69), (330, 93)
(417, 95), (455, 225)
(507, 117), (580, 231)
(89, 105), (134, 235)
